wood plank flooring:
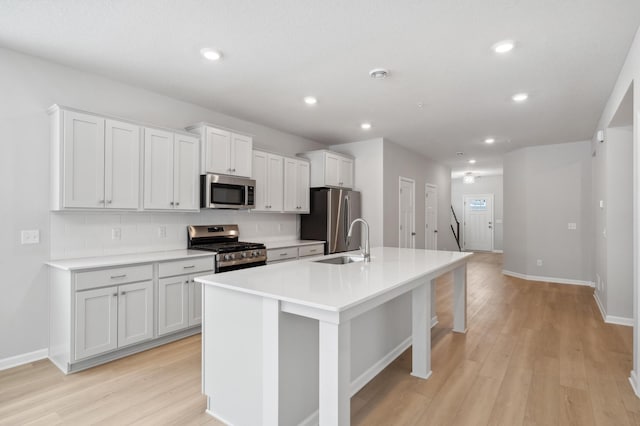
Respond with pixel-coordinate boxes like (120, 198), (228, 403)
(1, 253), (638, 425)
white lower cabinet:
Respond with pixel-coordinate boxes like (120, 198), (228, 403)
(48, 254), (214, 374)
(266, 243), (325, 264)
(75, 280), (153, 360)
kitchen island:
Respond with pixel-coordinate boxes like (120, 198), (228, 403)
(196, 247), (472, 426)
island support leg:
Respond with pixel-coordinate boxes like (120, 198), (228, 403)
(319, 320), (351, 426)
(453, 264), (468, 333)
(411, 281), (432, 379)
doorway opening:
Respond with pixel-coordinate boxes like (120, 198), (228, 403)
(425, 184), (438, 250)
(399, 177), (415, 248)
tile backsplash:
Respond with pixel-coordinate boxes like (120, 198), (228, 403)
(50, 210), (299, 259)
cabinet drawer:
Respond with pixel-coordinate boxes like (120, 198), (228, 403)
(298, 244), (324, 257)
(75, 265), (152, 291)
(267, 248), (297, 262)
(158, 257), (214, 278)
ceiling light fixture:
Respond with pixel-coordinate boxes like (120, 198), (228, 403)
(369, 68), (389, 79)
(361, 122), (372, 130)
(484, 138), (495, 144)
(512, 92), (529, 102)
(493, 40), (515, 54)
(304, 96), (318, 105)
(200, 48), (222, 61)
(456, 152), (464, 156)
(468, 159), (476, 164)
(463, 173), (475, 184)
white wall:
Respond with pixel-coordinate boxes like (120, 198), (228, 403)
(382, 140), (457, 251)
(330, 138), (384, 247)
(451, 175), (504, 251)
(503, 141), (593, 283)
(0, 47), (325, 361)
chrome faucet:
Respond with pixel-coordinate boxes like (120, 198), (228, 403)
(348, 218), (371, 263)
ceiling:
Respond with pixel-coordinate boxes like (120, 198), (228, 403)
(1, 1), (639, 177)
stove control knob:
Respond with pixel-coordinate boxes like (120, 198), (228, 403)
(252, 251), (259, 257)
(224, 254), (233, 261)
(241, 252), (248, 258)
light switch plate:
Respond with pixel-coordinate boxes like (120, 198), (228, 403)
(111, 228), (122, 240)
(158, 226), (167, 238)
(21, 229), (40, 244)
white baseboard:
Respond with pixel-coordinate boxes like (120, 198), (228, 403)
(297, 336), (413, 426)
(605, 315), (634, 327)
(431, 315), (438, 328)
(350, 336), (412, 396)
(492, 250), (504, 253)
(594, 293), (606, 321)
(0, 348), (48, 371)
(502, 270), (594, 287)
(630, 371), (640, 398)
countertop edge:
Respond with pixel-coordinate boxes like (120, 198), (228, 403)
(46, 250), (216, 271)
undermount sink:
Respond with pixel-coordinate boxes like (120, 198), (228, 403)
(314, 255), (365, 265)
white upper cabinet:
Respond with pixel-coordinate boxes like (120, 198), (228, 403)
(187, 123), (253, 177)
(51, 107), (143, 210)
(301, 150), (355, 189)
(252, 150), (284, 212)
(143, 128), (199, 211)
(283, 157), (310, 213)
(105, 119), (140, 209)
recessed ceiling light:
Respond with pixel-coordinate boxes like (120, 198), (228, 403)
(512, 93), (529, 102)
(484, 138), (495, 144)
(468, 159), (476, 164)
(369, 68), (389, 79)
(361, 122), (372, 130)
(493, 40), (515, 54)
(304, 96), (318, 105)
(200, 48), (222, 61)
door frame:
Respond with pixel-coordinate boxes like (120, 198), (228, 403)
(463, 193), (494, 251)
(399, 177), (416, 248)
(425, 183), (438, 250)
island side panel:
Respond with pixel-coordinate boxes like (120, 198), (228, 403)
(452, 264), (467, 333)
(203, 285), (272, 426)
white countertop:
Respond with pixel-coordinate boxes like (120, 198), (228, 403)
(196, 247), (472, 312)
(46, 249), (215, 271)
(264, 240), (325, 249)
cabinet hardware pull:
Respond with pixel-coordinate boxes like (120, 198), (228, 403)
(110, 274), (127, 279)
(112, 293), (118, 297)
(107, 200), (112, 204)
(309, 249), (317, 252)
(98, 200), (105, 204)
(280, 252), (288, 256)
(170, 201), (174, 206)
(121, 291), (126, 295)
(176, 202), (180, 206)
(183, 265), (195, 269)
(232, 168), (236, 172)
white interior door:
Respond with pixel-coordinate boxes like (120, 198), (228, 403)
(463, 194), (494, 251)
(425, 184), (438, 250)
(399, 177), (416, 248)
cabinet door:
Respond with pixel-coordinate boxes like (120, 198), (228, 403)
(63, 111), (105, 208)
(339, 157), (354, 189)
(297, 161), (310, 213)
(204, 127), (231, 174)
(188, 278), (203, 327)
(143, 128), (174, 210)
(173, 134), (200, 210)
(252, 151), (268, 211)
(158, 276), (189, 335)
(117, 281), (153, 347)
(267, 154), (284, 211)
(75, 287), (118, 360)
(283, 157), (298, 212)
(105, 119), (140, 209)
(324, 152), (340, 187)
(231, 133), (253, 177)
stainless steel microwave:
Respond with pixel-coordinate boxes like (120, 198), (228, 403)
(200, 174), (255, 209)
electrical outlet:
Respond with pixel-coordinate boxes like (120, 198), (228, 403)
(158, 225), (167, 238)
(536, 259), (543, 266)
(568, 223), (577, 230)
(111, 228), (121, 240)
(21, 229), (40, 244)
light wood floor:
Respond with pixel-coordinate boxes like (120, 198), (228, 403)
(1, 253), (638, 425)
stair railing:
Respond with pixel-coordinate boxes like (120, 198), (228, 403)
(450, 205), (461, 251)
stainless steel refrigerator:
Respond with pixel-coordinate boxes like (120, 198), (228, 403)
(300, 188), (361, 255)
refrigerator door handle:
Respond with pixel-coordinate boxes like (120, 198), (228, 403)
(344, 195), (350, 245)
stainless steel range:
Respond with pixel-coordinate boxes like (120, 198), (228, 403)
(187, 225), (267, 273)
